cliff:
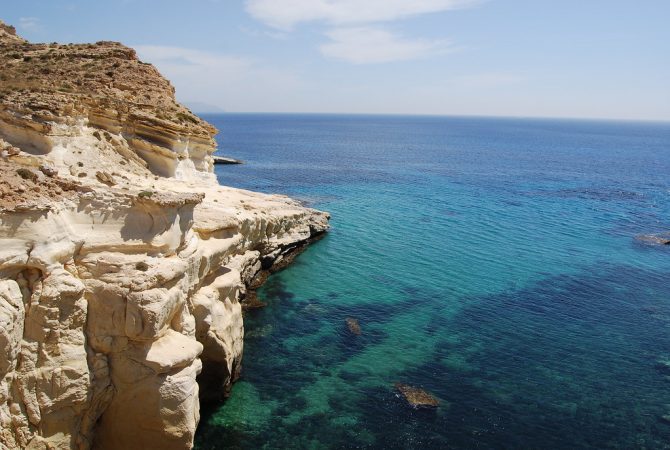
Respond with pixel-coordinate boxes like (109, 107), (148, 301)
(0, 21), (329, 449)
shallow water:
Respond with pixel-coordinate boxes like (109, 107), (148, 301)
(196, 114), (670, 449)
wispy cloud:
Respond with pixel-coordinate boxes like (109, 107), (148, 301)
(18, 17), (42, 33)
(245, 0), (480, 30)
(245, 0), (479, 65)
(320, 27), (452, 64)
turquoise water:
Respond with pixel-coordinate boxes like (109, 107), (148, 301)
(196, 114), (670, 449)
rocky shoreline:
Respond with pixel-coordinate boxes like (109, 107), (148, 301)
(0, 20), (328, 449)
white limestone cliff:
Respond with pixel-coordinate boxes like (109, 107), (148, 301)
(0, 22), (329, 449)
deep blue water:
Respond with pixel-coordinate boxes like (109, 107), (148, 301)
(195, 114), (670, 449)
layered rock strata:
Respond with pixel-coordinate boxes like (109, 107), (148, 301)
(0, 21), (329, 449)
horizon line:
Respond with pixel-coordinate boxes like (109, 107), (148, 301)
(192, 110), (670, 125)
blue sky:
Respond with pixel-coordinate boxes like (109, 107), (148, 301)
(3, 0), (669, 120)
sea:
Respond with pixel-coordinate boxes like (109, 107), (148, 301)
(195, 114), (670, 449)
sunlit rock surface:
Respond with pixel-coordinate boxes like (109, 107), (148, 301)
(0, 20), (329, 449)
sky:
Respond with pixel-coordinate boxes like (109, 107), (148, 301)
(2, 0), (669, 121)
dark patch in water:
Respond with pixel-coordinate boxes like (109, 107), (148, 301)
(536, 186), (646, 203)
(394, 264), (670, 449)
(260, 277), (295, 303)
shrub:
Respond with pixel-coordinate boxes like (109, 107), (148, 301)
(16, 168), (38, 182)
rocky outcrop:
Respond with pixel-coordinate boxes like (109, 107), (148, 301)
(0, 21), (25, 44)
(0, 20), (217, 182)
(345, 317), (361, 336)
(395, 384), (440, 409)
(635, 233), (670, 246)
(0, 21), (329, 449)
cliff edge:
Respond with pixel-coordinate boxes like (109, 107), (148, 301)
(0, 21), (329, 449)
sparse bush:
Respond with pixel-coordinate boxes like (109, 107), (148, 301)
(138, 190), (154, 198)
(16, 168), (38, 182)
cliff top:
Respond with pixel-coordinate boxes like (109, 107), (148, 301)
(0, 20), (26, 44)
(0, 22), (215, 140)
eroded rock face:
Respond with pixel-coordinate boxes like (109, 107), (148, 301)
(0, 21), (329, 450)
(0, 19), (217, 183)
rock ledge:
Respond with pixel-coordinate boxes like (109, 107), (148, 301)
(0, 20), (329, 450)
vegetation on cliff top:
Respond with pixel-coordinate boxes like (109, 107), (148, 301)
(0, 19), (214, 139)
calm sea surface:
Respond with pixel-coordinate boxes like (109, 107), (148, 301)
(195, 114), (670, 449)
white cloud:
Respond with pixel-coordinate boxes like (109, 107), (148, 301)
(246, 0), (479, 65)
(320, 27), (451, 64)
(18, 17), (42, 33)
(246, 0), (479, 30)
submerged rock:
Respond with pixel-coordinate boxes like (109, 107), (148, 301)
(655, 357), (670, 376)
(303, 303), (326, 315)
(395, 383), (440, 409)
(246, 324), (274, 339)
(635, 233), (670, 246)
(346, 317), (361, 336)
(242, 290), (267, 311)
